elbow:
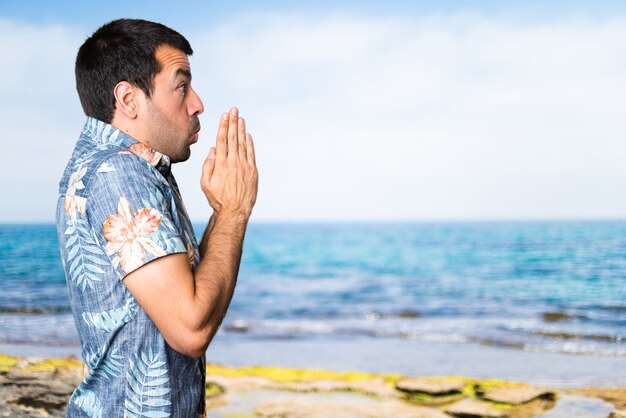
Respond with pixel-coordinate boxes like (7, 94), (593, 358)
(173, 327), (215, 358)
(164, 304), (224, 358)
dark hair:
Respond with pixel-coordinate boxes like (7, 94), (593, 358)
(75, 18), (193, 123)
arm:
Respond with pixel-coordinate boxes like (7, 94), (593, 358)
(198, 213), (217, 257)
(123, 107), (258, 358)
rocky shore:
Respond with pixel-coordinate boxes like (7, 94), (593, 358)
(1, 353), (625, 417)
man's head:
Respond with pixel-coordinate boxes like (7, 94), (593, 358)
(76, 19), (204, 162)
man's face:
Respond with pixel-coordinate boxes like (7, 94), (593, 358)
(143, 44), (204, 163)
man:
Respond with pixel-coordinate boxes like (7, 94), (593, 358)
(56, 18), (258, 417)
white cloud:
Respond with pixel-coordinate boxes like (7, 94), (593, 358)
(2, 13), (626, 222)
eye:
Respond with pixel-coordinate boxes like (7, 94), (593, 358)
(178, 82), (188, 95)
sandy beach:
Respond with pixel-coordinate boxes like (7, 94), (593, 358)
(1, 353), (624, 418)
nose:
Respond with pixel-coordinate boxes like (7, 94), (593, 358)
(188, 87), (204, 116)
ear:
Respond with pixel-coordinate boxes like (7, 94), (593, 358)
(113, 81), (140, 119)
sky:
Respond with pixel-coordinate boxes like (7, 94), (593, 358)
(2, 1), (626, 222)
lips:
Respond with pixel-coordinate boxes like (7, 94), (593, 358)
(190, 116), (201, 133)
(190, 118), (201, 143)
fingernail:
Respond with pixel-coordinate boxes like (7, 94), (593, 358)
(222, 112), (229, 121)
(239, 117), (244, 126)
(231, 107), (238, 116)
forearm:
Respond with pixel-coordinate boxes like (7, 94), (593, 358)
(191, 211), (248, 344)
(198, 213), (217, 258)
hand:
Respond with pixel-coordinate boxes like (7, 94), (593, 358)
(201, 107), (258, 219)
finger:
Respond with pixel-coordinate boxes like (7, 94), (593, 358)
(215, 112), (229, 164)
(227, 107), (239, 161)
(238, 117), (247, 163)
(202, 147), (217, 181)
(246, 133), (256, 166)
(204, 147), (216, 174)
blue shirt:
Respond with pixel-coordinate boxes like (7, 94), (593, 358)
(56, 117), (206, 418)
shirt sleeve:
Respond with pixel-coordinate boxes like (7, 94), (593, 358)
(85, 152), (187, 280)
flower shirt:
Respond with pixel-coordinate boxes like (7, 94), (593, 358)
(56, 117), (206, 418)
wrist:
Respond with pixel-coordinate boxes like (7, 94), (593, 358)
(212, 209), (250, 227)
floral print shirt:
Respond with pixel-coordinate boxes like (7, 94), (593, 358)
(56, 117), (206, 418)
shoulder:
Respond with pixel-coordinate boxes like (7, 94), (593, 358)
(84, 147), (165, 195)
(78, 148), (170, 225)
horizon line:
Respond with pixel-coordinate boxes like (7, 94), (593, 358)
(4, 217), (626, 225)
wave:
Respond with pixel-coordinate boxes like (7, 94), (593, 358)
(524, 343), (626, 356)
(475, 337), (626, 356)
(0, 306), (71, 315)
(539, 309), (626, 328)
(530, 330), (624, 342)
(221, 317), (626, 356)
(0, 335), (78, 346)
(566, 303), (626, 313)
(363, 310), (421, 319)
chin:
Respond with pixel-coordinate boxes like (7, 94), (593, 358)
(172, 149), (191, 164)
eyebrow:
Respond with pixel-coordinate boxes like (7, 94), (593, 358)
(176, 68), (192, 80)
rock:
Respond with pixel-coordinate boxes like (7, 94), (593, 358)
(208, 374), (401, 399)
(0, 370), (74, 417)
(0, 401), (51, 417)
(407, 393), (466, 407)
(542, 312), (575, 322)
(280, 378), (398, 398)
(348, 378), (400, 398)
(479, 386), (554, 405)
(566, 388), (626, 411)
(609, 411), (626, 418)
(53, 366), (83, 387)
(206, 374), (275, 392)
(254, 398), (450, 418)
(445, 398), (507, 418)
(397, 310), (420, 318)
(396, 378), (465, 395)
(224, 320), (250, 333)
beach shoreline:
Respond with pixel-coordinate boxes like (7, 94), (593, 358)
(1, 352), (624, 418)
(4, 330), (625, 389)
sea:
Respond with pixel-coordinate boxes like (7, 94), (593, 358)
(1, 221), (625, 388)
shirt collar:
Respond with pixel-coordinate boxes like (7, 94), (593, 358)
(82, 117), (171, 174)
(156, 154), (172, 176)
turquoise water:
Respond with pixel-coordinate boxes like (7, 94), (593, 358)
(1, 221), (625, 363)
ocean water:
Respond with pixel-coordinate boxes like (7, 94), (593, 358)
(1, 221), (625, 385)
